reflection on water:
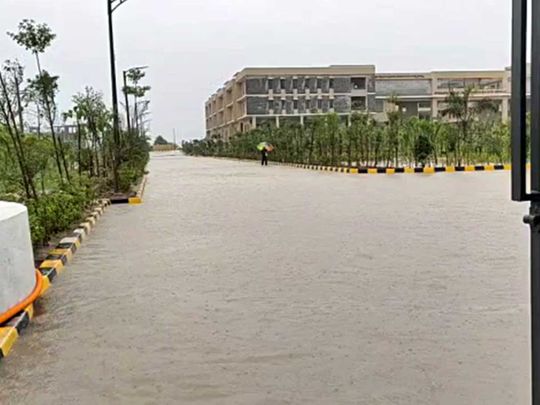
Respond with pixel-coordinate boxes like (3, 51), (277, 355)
(0, 153), (531, 404)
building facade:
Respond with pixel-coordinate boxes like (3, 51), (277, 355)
(205, 65), (523, 140)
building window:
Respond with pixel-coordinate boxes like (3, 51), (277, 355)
(267, 100), (273, 111)
(280, 79), (286, 90)
(352, 77), (366, 90)
(351, 97), (366, 111)
(268, 79), (273, 90)
(293, 100), (298, 110)
(293, 78), (298, 89)
(437, 79), (464, 91)
(317, 99), (322, 110)
(305, 77), (310, 90)
(317, 78), (322, 89)
(329, 78), (334, 89)
(329, 99), (334, 110)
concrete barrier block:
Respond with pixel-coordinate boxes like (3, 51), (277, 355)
(0, 202), (36, 315)
(60, 236), (81, 250)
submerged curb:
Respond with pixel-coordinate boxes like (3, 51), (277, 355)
(0, 305), (33, 359)
(110, 175), (148, 205)
(0, 199), (111, 361)
(284, 163), (513, 175)
(209, 156), (514, 175)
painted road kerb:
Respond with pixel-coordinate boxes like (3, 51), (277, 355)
(211, 156), (514, 175)
(0, 199), (111, 361)
(110, 174), (148, 205)
(284, 163), (513, 174)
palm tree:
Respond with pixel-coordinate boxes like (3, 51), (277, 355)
(441, 86), (498, 165)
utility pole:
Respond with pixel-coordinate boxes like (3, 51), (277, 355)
(511, 1), (540, 404)
(107, 0), (120, 191)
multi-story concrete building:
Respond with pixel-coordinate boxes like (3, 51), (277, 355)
(205, 65), (375, 140)
(28, 124), (83, 144)
(205, 65), (525, 140)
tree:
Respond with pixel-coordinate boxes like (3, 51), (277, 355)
(3, 60), (25, 133)
(326, 113), (340, 166)
(386, 95), (402, 167)
(154, 135), (169, 145)
(414, 133), (433, 167)
(9, 20), (69, 182)
(72, 87), (112, 178)
(0, 62), (37, 199)
(124, 68), (151, 135)
(184, 109), (510, 167)
(348, 112), (369, 167)
(27, 70), (70, 181)
(22, 135), (54, 183)
(441, 86), (498, 165)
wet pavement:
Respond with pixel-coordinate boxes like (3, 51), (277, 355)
(0, 153), (532, 404)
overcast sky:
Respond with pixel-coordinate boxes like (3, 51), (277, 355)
(0, 0), (511, 141)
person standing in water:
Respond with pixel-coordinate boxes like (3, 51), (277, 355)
(261, 147), (269, 166)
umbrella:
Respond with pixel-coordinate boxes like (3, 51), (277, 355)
(257, 142), (273, 152)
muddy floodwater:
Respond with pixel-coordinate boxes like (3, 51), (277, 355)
(0, 153), (532, 404)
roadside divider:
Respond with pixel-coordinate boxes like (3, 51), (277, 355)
(0, 199), (111, 361)
(284, 163), (513, 175)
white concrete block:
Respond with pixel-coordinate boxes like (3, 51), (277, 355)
(0, 202), (36, 315)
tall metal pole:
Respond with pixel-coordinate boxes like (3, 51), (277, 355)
(530, 0), (540, 401)
(513, 0), (540, 403)
(123, 70), (131, 134)
(107, 0), (120, 191)
(527, 203), (540, 405)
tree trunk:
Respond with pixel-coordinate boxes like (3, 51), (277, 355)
(36, 104), (42, 137)
(0, 71), (36, 199)
(35, 53), (66, 182)
(76, 117), (82, 177)
(14, 74), (24, 134)
(347, 135), (352, 167)
(134, 96), (139, 135)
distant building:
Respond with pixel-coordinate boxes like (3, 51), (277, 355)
(205, 65), (530, 141)
(28, 124), (83, 144)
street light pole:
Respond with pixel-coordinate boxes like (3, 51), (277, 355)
(107, 0), (120, 191)
(107, 0), (129, 192)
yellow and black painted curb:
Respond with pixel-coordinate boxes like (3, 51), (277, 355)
(110, 175), (147, 205)
(285, 163), (513, 175)
(0, 305), (34, 359)
(0, 198), (111, 361)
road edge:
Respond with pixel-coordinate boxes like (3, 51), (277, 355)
(0, 198), (111, 361)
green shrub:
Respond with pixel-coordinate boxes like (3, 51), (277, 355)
(118, 167), (140, 193)
(25, 181), (97, 245)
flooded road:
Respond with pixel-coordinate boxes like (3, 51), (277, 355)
(0, 153), (531, 404)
